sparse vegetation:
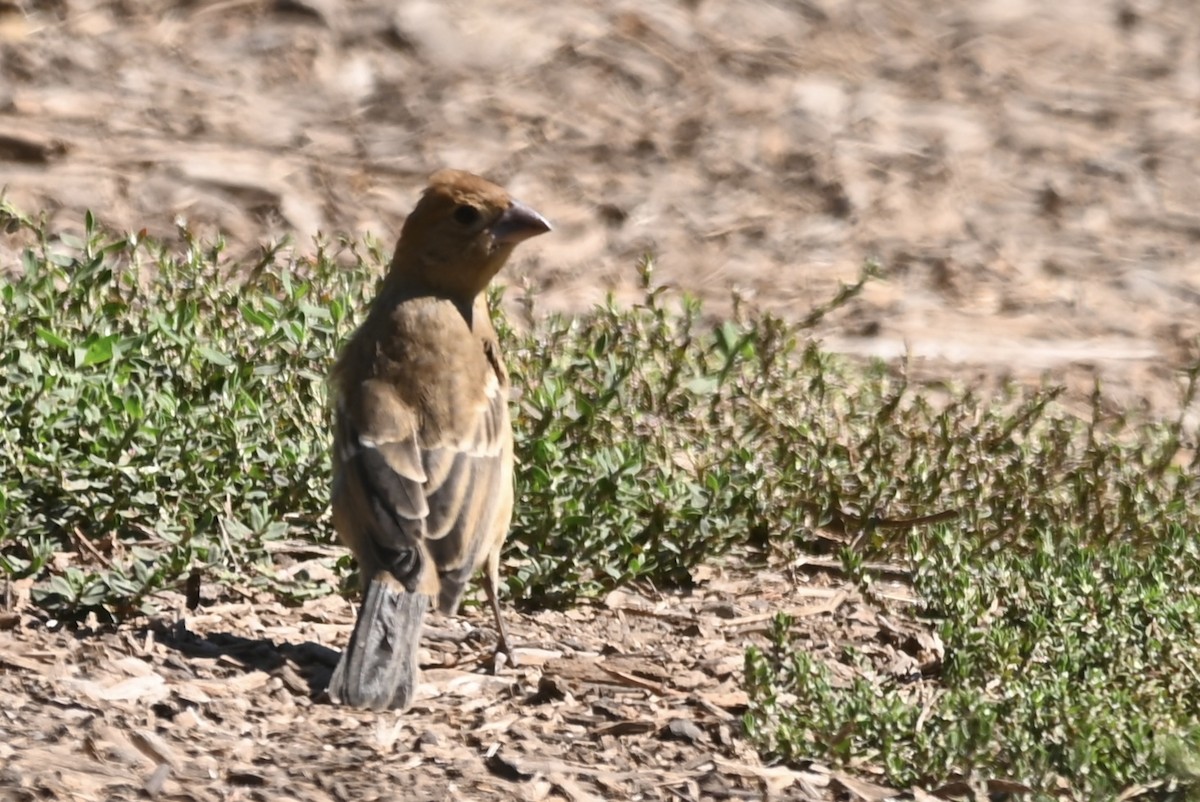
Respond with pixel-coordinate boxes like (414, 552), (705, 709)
(3, 204), (1200, 800)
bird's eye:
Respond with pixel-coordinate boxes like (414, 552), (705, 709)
(453, 204), (481, 226)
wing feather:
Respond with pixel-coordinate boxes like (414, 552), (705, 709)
(426, 384), (511, 612)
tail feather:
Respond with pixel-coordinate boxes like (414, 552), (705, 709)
(328, 575), (427, 711)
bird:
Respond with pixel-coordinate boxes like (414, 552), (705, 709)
(325, 169), (550, 711)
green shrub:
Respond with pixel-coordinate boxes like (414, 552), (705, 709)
(0, 209), (371, 615)
(743, 374), (1200, 800)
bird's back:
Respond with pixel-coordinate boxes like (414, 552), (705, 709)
(333, 294), (502, 444)
(331, 290), (512, 613)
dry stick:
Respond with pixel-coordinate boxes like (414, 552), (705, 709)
(596, 663), (684, 698)
(71, 525), (115, 569)
(724, 592), (852, 637)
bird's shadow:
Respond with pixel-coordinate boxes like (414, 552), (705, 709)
(142, 619), (340, 700)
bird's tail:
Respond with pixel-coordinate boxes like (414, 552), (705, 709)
(327, 574), (428, 711)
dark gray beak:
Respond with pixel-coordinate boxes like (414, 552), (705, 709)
(491, 199), (552, 245)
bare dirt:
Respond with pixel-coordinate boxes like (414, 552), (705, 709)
(1, 0), (1198, 799)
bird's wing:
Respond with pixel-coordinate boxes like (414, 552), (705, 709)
(423, 365), (512, 613)
(334, 361), (510, 611)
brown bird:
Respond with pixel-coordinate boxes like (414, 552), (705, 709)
(326, 169), (550, 711)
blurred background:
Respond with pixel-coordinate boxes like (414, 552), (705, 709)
(2, 0), (1199, 411)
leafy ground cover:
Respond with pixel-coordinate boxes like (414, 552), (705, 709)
(3, 206), (1200, 800)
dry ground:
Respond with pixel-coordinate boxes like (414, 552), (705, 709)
(1, 561), (932, 801)
(0, 561), (931, 797)
(4, 0), (1200, 409)
(2, 0), (1199, 799)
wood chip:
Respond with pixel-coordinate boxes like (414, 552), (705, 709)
(0, 130), (68, 162)
(831, 771), (899, 801)
(593, 720), (658, 737)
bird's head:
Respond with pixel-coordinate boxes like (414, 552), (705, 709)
(387, 169), (551, 300)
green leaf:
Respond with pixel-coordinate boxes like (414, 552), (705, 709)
(197, 346), (232, 367)
(36, 328), (70, 350)
(77, 334), (117, 367)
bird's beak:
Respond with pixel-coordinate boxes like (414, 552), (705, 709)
(491, 200), (552, 245)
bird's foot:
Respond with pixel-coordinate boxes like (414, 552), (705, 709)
(475, 632), (518, 674)
(481, 645), (514, 674)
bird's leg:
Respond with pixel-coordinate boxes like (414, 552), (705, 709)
(483, 573), (510, 656)
(481, 545), (516, 671)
